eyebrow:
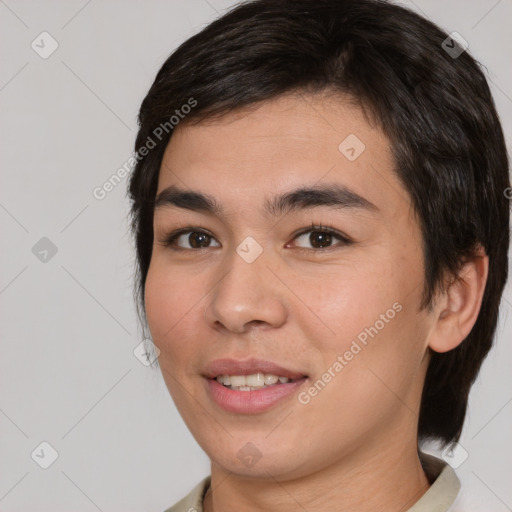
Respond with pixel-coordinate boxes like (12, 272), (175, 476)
(154, 183), (378, 217)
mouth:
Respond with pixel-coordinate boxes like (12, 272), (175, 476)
(203, 358), (309, 414)
(213, 373), (306, 391)
(203, 357), (307, 380)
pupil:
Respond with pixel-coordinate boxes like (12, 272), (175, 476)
(190, 232), (210, 248)
(310, 231), (332, 248)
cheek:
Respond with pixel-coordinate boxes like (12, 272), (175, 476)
(301, 260), (406, 352)
(303, 257), (427, 393)
(144, 262), (211, 414)
(144, 261), (204, 359)
(315, 297), (427, 419)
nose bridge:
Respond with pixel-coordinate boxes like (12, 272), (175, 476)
(205, 242), (288, 333)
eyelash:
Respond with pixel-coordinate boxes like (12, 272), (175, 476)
(159, 223), (353, 253)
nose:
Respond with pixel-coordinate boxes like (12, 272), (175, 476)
(204, 247), (288, 334)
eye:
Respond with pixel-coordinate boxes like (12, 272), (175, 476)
(289, 224), (352, 250)
(161, 229), (221, 250)
(159, 224), (352, 252)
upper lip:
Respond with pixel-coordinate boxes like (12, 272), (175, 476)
(204, 358), (307, 380)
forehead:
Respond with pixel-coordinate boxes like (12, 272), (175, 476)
(157, 92), (410, 219)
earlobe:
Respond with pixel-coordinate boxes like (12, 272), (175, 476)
(428, 248), (489, 354)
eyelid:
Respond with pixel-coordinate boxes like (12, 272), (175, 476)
(287, 224), (353, 249)
(159, 224), (353, 251)
(157, 226), (220, 250)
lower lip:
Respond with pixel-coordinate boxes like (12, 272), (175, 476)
(205, 377), (308, 414)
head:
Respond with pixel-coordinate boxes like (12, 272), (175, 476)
(128, 0), (509, 475)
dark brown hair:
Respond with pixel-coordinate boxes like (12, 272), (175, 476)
(128, 0), (510, 444)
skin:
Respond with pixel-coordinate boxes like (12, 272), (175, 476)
(144, 92), (488, 512)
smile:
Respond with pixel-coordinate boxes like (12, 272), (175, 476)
(215, 373), (294, 390)
(202, 358), (309, 413)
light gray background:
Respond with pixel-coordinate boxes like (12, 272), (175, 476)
(1, 1), (511, 511)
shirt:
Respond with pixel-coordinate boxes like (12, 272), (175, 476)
(163, 452), (461, 512)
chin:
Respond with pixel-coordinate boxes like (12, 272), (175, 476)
(204, 437), (316, 480)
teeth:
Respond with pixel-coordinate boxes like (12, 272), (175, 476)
(264, 374), (279, 385)
(229, 375), (247, 387)
(246, 373), (265, 386)
(215, 373), (291, 389)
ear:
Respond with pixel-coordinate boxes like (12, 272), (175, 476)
(428, 247), (489, 353)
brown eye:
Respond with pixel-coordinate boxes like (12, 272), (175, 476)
(307, 231), (333, 248)
(164, 230), (221, 249)
(291, 227), (352, 250)
(188, 232), (212, 248)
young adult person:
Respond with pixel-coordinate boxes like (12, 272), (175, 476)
(127, 1), (510, 510)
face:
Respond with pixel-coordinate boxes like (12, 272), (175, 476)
(145, 92), (435, 480)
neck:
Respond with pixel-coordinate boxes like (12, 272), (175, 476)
(203, 434), (430, 512)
